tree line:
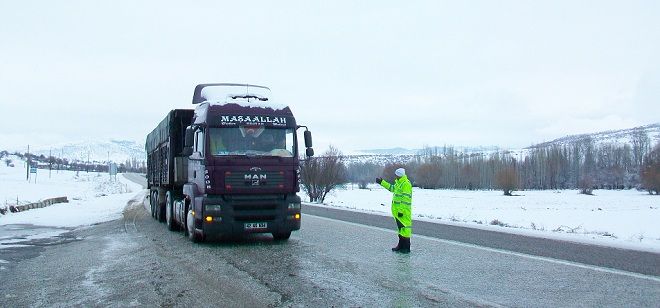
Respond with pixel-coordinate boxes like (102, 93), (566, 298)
(300, 131), (660, 202)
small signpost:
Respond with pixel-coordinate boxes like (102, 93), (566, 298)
(109, 163), (117, 181)
(30, 163), (37, 183)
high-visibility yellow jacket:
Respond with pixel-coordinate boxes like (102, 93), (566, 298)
(380, 175), (412, 237)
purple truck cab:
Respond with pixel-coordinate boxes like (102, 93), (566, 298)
(146, 84), (313, 242)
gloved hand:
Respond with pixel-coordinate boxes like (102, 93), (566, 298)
(397, 212), (403, 218)
(375, 177), (382, 184)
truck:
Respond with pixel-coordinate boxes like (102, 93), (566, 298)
(146, 83), (314, 242)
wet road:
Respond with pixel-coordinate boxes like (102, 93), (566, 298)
(303, 205), (660, 277)
(1, 174), (659, 307)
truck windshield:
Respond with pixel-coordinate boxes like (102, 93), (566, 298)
(209, 127), (295, 157)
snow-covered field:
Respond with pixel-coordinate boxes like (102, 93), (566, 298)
(2, 154), (659, 255)
(319, 184), (660, 252)
(0, 156), (144, 252)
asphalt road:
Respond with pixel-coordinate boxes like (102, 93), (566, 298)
(1, 174), (658, 307)
(302, 205), (660, 277)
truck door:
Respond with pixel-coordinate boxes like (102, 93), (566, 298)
(190, 128), (206, 194)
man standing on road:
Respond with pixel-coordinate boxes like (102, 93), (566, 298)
(376, 168), (412, 253)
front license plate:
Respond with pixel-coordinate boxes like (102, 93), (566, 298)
(244, 222), (267, 230)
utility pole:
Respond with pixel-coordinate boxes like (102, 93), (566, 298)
(26, 144), (30, 181)
(49, 148), (52, 179)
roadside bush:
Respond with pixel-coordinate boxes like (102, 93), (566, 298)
(578, 175), (594, 195)
(495, 167), (518, 196)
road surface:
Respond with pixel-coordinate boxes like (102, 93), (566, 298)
(1, 174), (658, 307)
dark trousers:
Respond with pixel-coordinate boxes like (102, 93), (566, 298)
(395, 218), (404, 232)
(394, 218), (411, 251)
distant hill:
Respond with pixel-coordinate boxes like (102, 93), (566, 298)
(359, 145), (503, 156)
(528, 123), (660, 149)
(22, 139), (145, 163)
(359, 147), (418, 155)
(348, 122), (660, 165)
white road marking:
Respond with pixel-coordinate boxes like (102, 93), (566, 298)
(306, 214), (660, 283)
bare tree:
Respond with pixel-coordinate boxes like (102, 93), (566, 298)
(381, 163), (406, 183)
(415, 162), (442, 189)
(640, 143), (660, 195)
(632, 128), (650, 167)
(347, 162), (382, 189)
(300, 146), (348, 202)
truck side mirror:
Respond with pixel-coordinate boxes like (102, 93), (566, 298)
(306, 148), (314, 157)
(304, 130), (313, 148)
(183, 127), (194, 156)
(185, 127), (194, 148)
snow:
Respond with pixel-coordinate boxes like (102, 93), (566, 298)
(17, 139), (146, 164)
(0, 156), (138, 207)
(204, 99), (288, 111)
(317, 184), (660, 253)
(201, 83), (271, 101)
(0, 156), (144, 252)
(199, 83), (288, 110)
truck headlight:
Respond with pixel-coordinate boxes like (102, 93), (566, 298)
(205, 204), (222, 212)
(288, 203), (301, 210)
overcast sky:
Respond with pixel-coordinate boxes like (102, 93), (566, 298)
(1, 1), (658, 153)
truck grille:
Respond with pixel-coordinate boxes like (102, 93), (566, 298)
(225, 171), (285, 189)
(234, 203), (277, 211)
(229, 196), (281, 222)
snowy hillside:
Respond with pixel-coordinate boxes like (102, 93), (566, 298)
(358, 145), (503, 156)
(344, 122), (660, 165)
(529, 123), (660, 149)
(10, 140), (146, 163)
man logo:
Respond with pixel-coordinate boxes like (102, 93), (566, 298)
(245, 174), (267, 186)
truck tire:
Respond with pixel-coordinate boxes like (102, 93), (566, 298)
(154, 192), (161, 221)
(166, 192), (179, 231)
(186, 209), (203, 243)
(272, 231), (291, 241)
(150, 191), (157, 219)
(157, 190), (166, 223)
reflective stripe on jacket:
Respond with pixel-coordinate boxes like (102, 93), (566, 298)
(380, 175), (413, 237)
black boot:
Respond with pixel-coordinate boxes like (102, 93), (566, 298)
(400, 237), (410, 253)
(392, 235), (402, 252)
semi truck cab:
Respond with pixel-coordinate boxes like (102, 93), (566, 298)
(147, 83), (313, 242)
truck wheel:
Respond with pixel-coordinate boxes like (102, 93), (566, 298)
(186, 209), (203, 243)
(273, 231), (291, 241)
(150, 191), (157, 219)
(154, 191), (161, 221)
(157, 192), (166, 223)
(166, 192), (179, 231)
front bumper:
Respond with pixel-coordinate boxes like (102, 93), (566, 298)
(197, 194), (301, 238)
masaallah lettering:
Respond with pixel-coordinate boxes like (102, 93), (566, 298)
(220, 115), (287, 124)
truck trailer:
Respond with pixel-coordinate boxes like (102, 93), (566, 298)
(146, 83), (314, 242)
